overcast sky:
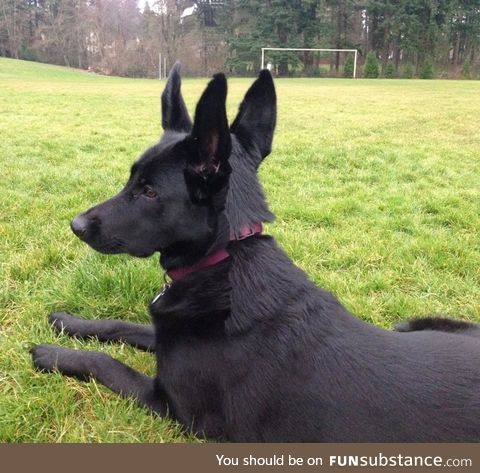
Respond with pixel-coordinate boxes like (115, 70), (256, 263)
(138, 0), (150, 9)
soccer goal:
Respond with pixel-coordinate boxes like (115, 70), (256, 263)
(261, 47), (358, 78)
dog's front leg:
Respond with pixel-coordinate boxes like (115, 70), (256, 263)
(31, 344), (166, 414)
(49, 312), (155, 351)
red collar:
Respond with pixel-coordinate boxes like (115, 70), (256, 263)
(166, 223), (262, 281)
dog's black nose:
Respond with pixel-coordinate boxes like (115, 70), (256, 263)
(70, 214), (88, 238)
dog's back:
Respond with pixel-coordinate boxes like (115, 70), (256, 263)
(227, 238), (480, 442)
(151, 235), (480, 442)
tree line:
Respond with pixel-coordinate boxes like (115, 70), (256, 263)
(1, 1), (479, 78)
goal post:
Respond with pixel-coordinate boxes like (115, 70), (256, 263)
(261, 47), (358, 78)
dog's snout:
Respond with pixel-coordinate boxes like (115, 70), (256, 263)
(70, 214), (88, 238)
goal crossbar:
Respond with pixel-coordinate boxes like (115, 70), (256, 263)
(261, 47), (358, 78)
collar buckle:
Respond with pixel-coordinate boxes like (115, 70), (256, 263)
(151, 274), (172, 304)
(236, 227), (255, 240)
(232, 223), (263, 241)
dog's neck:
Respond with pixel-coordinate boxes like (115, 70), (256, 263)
(225, 142), (275, 231)
(161, 223), (263, 281)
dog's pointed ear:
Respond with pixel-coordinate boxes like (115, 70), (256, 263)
(231, 69), (276, 166)
(184, 73), (231, 203)
(161, 62), (192, 132)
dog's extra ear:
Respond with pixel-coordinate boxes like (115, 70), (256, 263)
(231, 69), (276, 165)
(184, 73), (232, 203)
(161, 62), (192, 132)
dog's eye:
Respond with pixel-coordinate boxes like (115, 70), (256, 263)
(143, 185), (157, 199)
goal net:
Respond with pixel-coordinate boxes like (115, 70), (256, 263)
(261, 48), (358, 78)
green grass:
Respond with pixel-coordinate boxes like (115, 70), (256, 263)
(1, 57), (479, 442)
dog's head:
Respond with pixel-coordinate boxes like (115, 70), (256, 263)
(71, 64), (276, 268)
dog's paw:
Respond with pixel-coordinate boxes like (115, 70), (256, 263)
(31, 344), (72, 373)
(49, 311), (80, 335)
(31, 345), (96, 381)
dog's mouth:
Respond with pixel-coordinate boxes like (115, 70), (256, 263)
(71, 228), (154, 260)
(128, 250), (154, 258)
(85, 239), (154, 259)
(84, 238), (124, 254)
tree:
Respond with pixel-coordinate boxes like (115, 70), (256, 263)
(461, 60), (471, 79)
(384, 61), (395, 78)
(222, 0), (324, 76)
(1, 0), (479, 78)
(420, 57), (434, 78)
(33, 0), (89, 68)
(364, 51), (379, 78)
(0, 0), (31, 58)
(403, 63), (414, 78)
(343, 53), (354, 77)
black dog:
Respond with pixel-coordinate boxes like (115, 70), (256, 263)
(32, 65), (480, 442)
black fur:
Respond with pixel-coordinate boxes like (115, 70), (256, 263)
(395, 316), (480, 338)
(161, 62), (192, 133)
(32, 65), (480, 442)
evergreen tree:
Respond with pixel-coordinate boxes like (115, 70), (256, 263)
(403, 63), (414, 79)
(420, 58), (434, 79)
(461, 61), (471, 80)
(343, 54), (354, 77)
(221, 0), (323, 76)
(384, 61), (395, 78)
(1, 0), (479, 78)
(364, 51), (379, 78)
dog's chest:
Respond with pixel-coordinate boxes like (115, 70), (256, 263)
(149, 271), (231, 437)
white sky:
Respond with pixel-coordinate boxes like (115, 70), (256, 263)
(138, 0), (150, 10)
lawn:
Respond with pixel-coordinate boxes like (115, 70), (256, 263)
(0, 57), (479, 442)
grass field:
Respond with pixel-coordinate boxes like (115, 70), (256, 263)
(0, 57), (479, 442)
